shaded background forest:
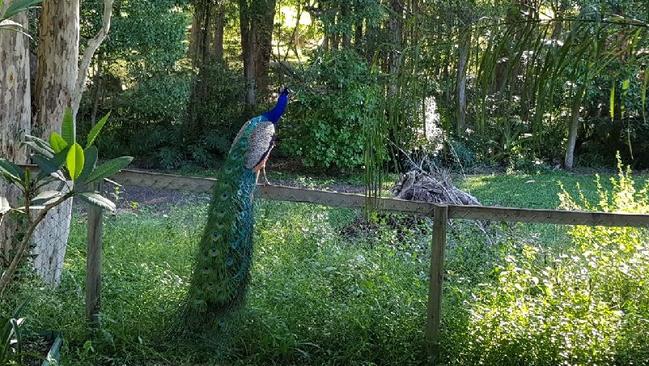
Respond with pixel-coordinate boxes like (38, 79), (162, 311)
(75, 0), (648, 172)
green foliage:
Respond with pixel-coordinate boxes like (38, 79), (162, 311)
(0, 109), (133, 295)
(2, 170), (649, 364)
(78, 0), (191, 167)
(455, 160), (649, 365)
(1, 109), (132, 209)
(66, 143), (85, 181)
(281, 50), (381, 171)
(470, 1), (649, 168)
(93, 73), (192, 166)
(183, 63), (247, 167)
(0, 0), (40, 19)
(0, 304), (25, 366)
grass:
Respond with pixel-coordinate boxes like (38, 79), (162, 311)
(2, 170), (649, 365)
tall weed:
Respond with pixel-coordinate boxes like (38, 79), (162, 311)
(456, 155), (649, 365)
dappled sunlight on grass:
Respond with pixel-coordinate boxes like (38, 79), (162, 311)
(3, 171), (648, 365)
(459, 171), (649, 209)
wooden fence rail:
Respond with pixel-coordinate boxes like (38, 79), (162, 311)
(21, 166), (649, 362)
(111, 169), (649, 359)
(115, 169), (649, 227)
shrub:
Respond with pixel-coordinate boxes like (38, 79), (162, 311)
(93, 72), (192, 167)
(455, 156), (649, 365)
(185, 63), (247, 163)
(280, 50), (381, 171)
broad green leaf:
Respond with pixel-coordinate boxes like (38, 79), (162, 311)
(0, 196), (10, 215)
(23, 135), (54, 157)
(609, 82), (615, 120)
(0, 18), (22, 28)
(3, 0), (42, 19)
(33, 148), (67, 179)
(85, 156), (133, 184)
(17, 205), (45, 211)
(86, 112), (111, 148)
(49, 132), (67, 153)
(79, 192), (116, 212)
(78, 146), (98, 182)
(61, 108), (75, 145)
(49, 170), (67, 183)
(32, 155), (58, 176)
(11, 317), (22, 358)
(66, 143), (85, 181)
(31, 190), (62, 206)
(0, 158), (24, 185)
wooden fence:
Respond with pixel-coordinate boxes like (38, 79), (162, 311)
(87, 169), (649, 359)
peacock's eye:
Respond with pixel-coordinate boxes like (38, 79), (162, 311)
(220, 192), (229, 200)
(212, 231), (222, 241)
(209, 248), (218, 257)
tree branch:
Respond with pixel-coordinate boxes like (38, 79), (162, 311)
(71, 0), (114, 117)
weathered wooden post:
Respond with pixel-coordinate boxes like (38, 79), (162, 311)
(427, 204), (448, 362)
(85, 183), (104, 327)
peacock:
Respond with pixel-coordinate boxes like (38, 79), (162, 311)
(186, 87), (290, 324)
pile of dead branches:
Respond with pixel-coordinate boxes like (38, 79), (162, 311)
(391, 170), (480, 206)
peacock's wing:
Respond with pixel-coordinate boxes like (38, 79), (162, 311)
(243, 120), (275, 169)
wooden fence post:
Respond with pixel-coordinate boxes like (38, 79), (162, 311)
(85, 183), (104, 327)
(427, 204), (448, 362)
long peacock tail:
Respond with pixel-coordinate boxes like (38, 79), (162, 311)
(186, 119), (260, 323)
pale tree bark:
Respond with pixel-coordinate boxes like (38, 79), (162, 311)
(33, 0), (80, 138)
(456, 30), (471, 135)
(72, 0), (113, 117)
(32, 0), (113, 286)
(564, 84), (586, 170)
(0, 9), (31, 266)
(31, 0), (80, 286)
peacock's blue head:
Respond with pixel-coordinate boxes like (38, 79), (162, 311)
(263, 87), (290, 124)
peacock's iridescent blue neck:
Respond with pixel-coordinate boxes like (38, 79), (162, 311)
(262, 93), (289, 124)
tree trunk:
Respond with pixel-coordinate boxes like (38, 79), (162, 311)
(388, 0), (403, 97)
(0, 9), (31, 266)
(31, 0), (80, 286)
(564, 85), (586, 170)
(354, 18), (363, 49)
(33, 0), (80, 137)
(253, 0), (276, 100)
(185, 1), (226, 146)
(190, 0), (224, 66)
(240, 0), (256, 107)
(213, 3), (225, 63)
(240, 0), (276, 106)
(456, 30), (471, 135)
(340, 1), (351, 49)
